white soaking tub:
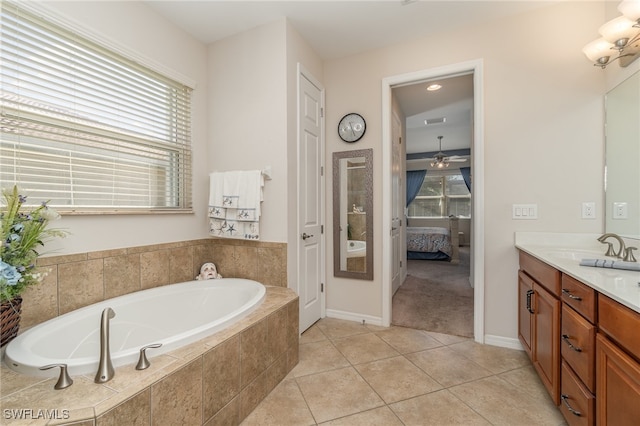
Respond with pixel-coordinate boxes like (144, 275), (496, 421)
(4, 278), (265, 377)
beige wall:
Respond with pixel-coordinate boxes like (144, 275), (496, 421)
(323, 1), (608, 341)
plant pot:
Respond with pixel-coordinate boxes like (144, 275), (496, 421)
(1, 296), (23, 347)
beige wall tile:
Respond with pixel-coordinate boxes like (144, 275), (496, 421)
(211, 244), (235, 277)
(58, 259), (104, 314)
(104, 253), (141, 299)
(97, 389), (150, 426)
(204, 397), (239, 426)
(140, 250), (171, 289)
(240, 319), (268, 388)
(20, 265), (58, 328)
(151, 359), (202, 426)
(267, 307), (288, 365)
(238, 370), (269, 422)
(234, 246), (258, 281)
(193, 243), (214, 278)
(202, 336), (241, 421)
(257, 247), (286, 286)
(168, 246), (194, 283)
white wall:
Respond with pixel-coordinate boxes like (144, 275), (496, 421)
(35, 1), (209, 256)
(323, 1), (607, 340)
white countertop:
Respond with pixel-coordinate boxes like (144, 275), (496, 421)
(515, 232), (640, 313)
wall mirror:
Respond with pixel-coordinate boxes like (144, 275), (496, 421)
(604, 70), (639, 240)
(333, 148), (373, 280)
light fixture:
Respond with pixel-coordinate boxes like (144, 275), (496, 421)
(426, 83), (442, 91)
(430, 136), (450, 168)
(583, 0), (640, 68)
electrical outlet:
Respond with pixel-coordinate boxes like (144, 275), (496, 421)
(613, 202), (628, 219)
(582, 202), (596, 219)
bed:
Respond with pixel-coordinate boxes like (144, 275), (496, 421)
(406, 217), (459, 263)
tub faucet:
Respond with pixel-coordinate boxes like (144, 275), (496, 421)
(597, 233), (626, 259)
(95, 307), (116, 383)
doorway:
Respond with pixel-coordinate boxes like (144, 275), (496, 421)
(381, 60), (485, 343)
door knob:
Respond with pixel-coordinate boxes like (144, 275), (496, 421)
(302, 232), (314, 240)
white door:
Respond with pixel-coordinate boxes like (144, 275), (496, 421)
(391, 111), (403, 294)
(298, 68), (324, 333)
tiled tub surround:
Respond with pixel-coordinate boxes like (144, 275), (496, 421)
(16, 238), (287, 330)
(1, 286), (299, 425)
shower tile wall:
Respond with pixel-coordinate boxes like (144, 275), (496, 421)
(22, 238), (287, 329)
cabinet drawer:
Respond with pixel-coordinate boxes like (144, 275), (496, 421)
(561, 361), (595, 426)
(561, 275), (596, 323)
(562, 304), (596, 392)
(599, 295), (640, 361)
(519, 251), (561, 296)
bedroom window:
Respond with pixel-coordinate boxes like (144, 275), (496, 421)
(0, 3), (193, 213)
(408, 174), (470, 218)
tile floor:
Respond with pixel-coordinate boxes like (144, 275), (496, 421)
(241, 318), (566, 426)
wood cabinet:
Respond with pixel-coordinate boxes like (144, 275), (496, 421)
(596, 297), (640, 426)
(518, 250), (640, 426)
(518, 252), (561, 404)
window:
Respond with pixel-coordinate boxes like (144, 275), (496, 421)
(407, 173), (471, 218)
(0, 3), (193, 212)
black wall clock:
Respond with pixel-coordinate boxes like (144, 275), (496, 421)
(338, 113), (366, 143)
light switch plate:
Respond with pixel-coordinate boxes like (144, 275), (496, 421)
(513, 204), (538, 219)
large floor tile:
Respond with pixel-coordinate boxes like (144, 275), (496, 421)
(299, 324), (328, 345)
(319, 406), (404, 426)
(291, 340), (350, 377)
(296, 366), (384, 424)
(449, 340), (531, 374)
(315, 317), (371, 340)
(449, 376), (565, 426)
(375, 327), (443, 354)
(355, 356), (442, 404)
(389, 389), (491, 425)
(406, 346), (493, 387)
(332, 333), (399, 365)
(240, 378), (315, 426)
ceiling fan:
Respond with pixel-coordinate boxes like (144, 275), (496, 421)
(430, 136), (467, 169)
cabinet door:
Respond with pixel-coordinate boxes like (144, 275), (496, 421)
(533, 282), (561, 405)
(596, 334), (640, 426)
(518, 271), (534, 358)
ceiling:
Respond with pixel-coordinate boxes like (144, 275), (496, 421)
(143, 0), (557, 155)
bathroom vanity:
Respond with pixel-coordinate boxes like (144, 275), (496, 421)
(515, 232), (640, 426)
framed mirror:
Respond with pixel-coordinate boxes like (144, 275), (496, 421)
(333, 148), (373, 280)
(605, 70), (640, 240)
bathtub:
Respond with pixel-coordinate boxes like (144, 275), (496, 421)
(4, 278), (265, 377)
(346, 240), (366, 258)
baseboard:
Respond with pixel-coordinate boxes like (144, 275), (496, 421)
(484, 334), (524, 350)
(325, 309), (383, 327)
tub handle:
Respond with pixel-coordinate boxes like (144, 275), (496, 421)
(40, 363), (73, 390)
(136, 343), (163, 370)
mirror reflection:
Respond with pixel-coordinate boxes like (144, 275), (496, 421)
(605, 70), (640, 240)
(333, 149), (373, 280)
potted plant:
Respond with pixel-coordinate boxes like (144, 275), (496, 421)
(1, 185), (66, 346)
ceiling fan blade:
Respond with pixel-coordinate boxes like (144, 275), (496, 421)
(446, 158), (468, 162)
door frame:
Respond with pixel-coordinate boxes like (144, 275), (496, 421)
(296, 63), (326, 332)
(381, 59), (485, 343)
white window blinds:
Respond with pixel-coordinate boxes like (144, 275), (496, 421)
(0, 3), (193, 212)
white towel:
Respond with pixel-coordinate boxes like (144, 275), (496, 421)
(579, 258), (640, 272)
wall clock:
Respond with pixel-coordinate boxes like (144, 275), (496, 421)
(338, 113), (366, 143)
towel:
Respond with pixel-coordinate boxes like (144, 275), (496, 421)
(579, 258), (640, 272)
(209, 170), (264, 240)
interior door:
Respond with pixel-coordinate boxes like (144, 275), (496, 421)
(391, 111), (403, 294)
(298, 69), (324, 333)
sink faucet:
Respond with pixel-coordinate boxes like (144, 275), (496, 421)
(95, 307), (116, 383)
(597, 233), (626, 259)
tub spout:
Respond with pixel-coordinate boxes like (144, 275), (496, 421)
(94, 307), (116, 383)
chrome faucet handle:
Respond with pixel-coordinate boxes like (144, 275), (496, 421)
(623, 247), (637, 263)
(40, 364), (73, 390)
(136, 343), (163, 370)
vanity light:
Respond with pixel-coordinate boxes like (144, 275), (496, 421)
(583, 0), (640, 68)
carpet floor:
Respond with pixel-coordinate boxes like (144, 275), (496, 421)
(392, 247), (474, 337)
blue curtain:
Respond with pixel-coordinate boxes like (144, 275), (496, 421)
(406, 169), (427, 207)
(460, 167), (471, 192)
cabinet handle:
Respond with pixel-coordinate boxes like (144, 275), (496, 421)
(561, 394), (582, 417)
(561, 334), (583, 352)
(562, 289), (582, 301)
(526, 289), (534, 314)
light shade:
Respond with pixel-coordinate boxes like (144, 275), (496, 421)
(582, 38), (613, 62)
(619, 0), (640, 22)
(599, 16), (637, 45)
